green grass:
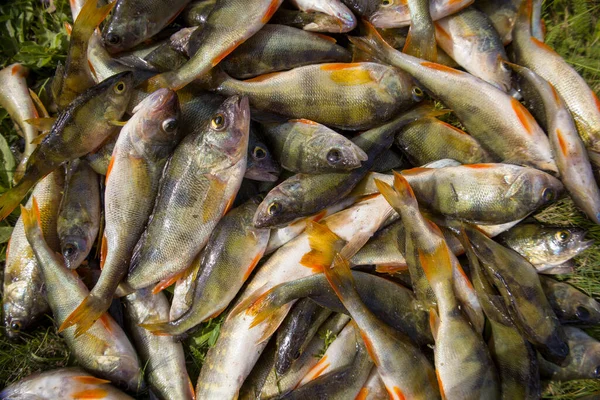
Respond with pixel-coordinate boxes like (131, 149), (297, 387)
(0, 0), (599, 397)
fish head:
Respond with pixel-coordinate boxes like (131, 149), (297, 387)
(133, 88), (183, 158)
(253, 177), (304, 228)
(99, 71), (135, 121)
(246, 128), (280, 182)
(483, 55), (514, 93)
(369, 1), (409, 29)
(102, 2), (154, 54)
(559, 327), (600, 380)
(565, 288), (600, 326)
(61, 231), (89, 270)
(203, 96), (251, 162)
(3, 279), (45, 339)
(306, 133), (368, 170)
(510, 168), (564, 212)
(538, 227), (593, 265)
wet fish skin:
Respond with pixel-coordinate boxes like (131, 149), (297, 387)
(261, 119), (368, 174)
(538, 326), (600, 381)
(102, 0), (192, 54)
(216, 62), (417, 131)
(395, 117), (495, 165)
(434, 6), (512, 91)
(465, 226), (569, 365)
(182, 0), (217, 27)
(139, 195), (269, 336)
(512, 0), (600, 153)
(146, 0), (284, 90)
(123, 289), (194, 400)
(59, 88), (182, 336)
(57, 160), (100, 270)
(20, 201), (143, 391)
(54, 0), (115, 109)
(246, 126), (280, 182)
(84, 134), (117, 175)
(0, 64), (38, 183)
(3, 172), (63, 339)
(127, 95), (250, 290)
(253, 104), (438, 228)
(350, 23), (557, 173)
(221, 24), (351, 79)
(475, 0), (519, 45)
(540, 276), (600, 325)
(275, 299), (331, 375)
(0, 71), (134, 222)
(270, 8), (348, 33)
(0, 368), (133, 399)
(401, 164), (564, 224)
(403, 0), (437, 61)
(497, 223), (592, 272)
(290, 0), (356, 32)
(367, 0), (474, 28)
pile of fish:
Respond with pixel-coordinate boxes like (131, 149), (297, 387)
(2, 0), (600, 398)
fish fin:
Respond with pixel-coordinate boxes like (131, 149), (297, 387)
(228, 287), (267, 320)
(108, 120), (127, 127)
(70, 388), (109, 399)
(403, 24), (437, 62)
(515, 0), (533, 34)
(71, 375), (110, 385)
(348, 22), (391, 62)
(99, 232), (107, 269)
(429, 307), (440, 342)
(138, 320), (176, 336)
(88, 60), (98, 81)
(323, 253), (358, 308)
(254, 303), (291, 344)
(418, 234), (453, 285)
(51, 62), (64, 101)
(262, 0), (281, 23)
(245, 289), (283, 328)
(0, 178), (36, 221)
(58, 294), (111, 337)
(28, 130), (51, 145)
(300, 221), (344, 272)
(374, 171), (418, 213)
(188, 376), (196, 400)
(28, 89), (50, 118)
(20, 197), (41, 235)
(25, 117), (56, 133)
(339, 231), (373, 260)
(64, 22), (72, 36)
(74, 0), (115, 35)
(375, 264), (408, 274)
(537, 260), (575, 275)
(356, 387), (369, 400)
(152, 269), (188, 294)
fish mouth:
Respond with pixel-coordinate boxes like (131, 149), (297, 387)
(233, 96), (250, 119)
(369, 12), (409, 29)
(245, 169), (279, 182)
(576, 238), (595, 252)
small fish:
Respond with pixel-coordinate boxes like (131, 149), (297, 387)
(60, 88), (182, 336)
(403, 0), (437, 61)
(395, 117), (495, 165)
(512, 0), (600, 154)
(221, 25), (351, 79)
(506, 61), (600, 224)
(280, 324), (373, 399)
(475, 0), (520, 45)
(434, 6), (512, 91)
(102, 0), (191, 53)
(0, 368), (133, 399)
(182, 0), (217, 27)
(364, 0), (474, 28)
(0, 64), (39, 183)
(53, 0), (115, 109)
(465, 226), (569, 365)
(246, 126), (280, 182)
(290, 0), (357, 32)
(145, 0), (284, 90)
(127, 96), (249, 290)
(57, 160), (100, 270)
(538, 326), (600, 381)
(214, 62), (418, 130)
(123, 289), (194, 400)
(3, 172), (64, 338)
(350, 23), (557, 173)
(0, 71), (134, 221)
(261, 119), (368, 174)
(540, 276), (600, 325)
(322, 243), (440, 399)
(270, 7), (350, 33)
(139, 195), (269, 336)
(497, 223), (593, 273)
(21, 200), (143, 390)
(275, 300), (331, 375)
(253, 104), (440, 228)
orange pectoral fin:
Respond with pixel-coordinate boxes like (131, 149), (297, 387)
(511, 97), (536, 135)
(72, 376), (110, 385)
(70, 388), (108, 399)
(243, 252), (263, 281)
(556, 129), (568, 157)
(152, 269), (189, 294)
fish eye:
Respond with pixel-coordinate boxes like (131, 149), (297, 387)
(594, 365), (600, 378)
(555, 231), (570, 242)
(63, 243), (77, 258)
(10, 320), (21, 332)
(211, 114), (226, 130)
(327, 149), (342, 164)
(542, 188), (555, 202)
(268, 202), (282, 216)
(162, 118), (178, 133)
(500, 61), (511, 72)
(576, 306), (590, 321)
(106, 33), (121, 45)
(114, 81), (126, 94)
(253, 146), (267, 160)
(382, 0), (393, 6)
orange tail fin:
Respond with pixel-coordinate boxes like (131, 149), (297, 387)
(58, 294), (110, 337)
(300, 221), (344, 272)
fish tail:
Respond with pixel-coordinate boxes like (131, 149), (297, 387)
(403, 23), (437, 62)
(0, 178), (36, 221)
(373, 172), (418, 213)
(74, 0), (115, 35)
(348, 22), (391, 62)
(138, 321), (177, 336)
(20, 197), (42, 236)
(59, 293), (111, 336)
(515, 0), (533, 33)
(300, 221), (344, 272)
(323, 253), (358, 306)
